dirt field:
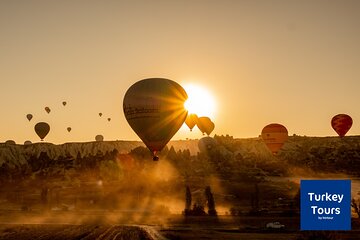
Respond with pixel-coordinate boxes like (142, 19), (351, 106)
(1, 214), (360, 240)
(0, 224), (154, 240)
(1, 223), (359, 240)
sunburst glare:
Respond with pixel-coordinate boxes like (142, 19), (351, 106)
(183, 84), (216, 119)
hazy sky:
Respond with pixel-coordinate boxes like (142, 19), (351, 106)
(1, 0), (360, 144)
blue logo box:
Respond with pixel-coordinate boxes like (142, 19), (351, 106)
(300, 179), (351, 230)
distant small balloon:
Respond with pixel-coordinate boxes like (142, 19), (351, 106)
(45, 107), (51, 114)
(99, 113), (102, 117)
(34, 122), (50, 141)
(331, 114), (352, 138)
(5, 140), (16, 145)
(26, 114), (33, 121)
(62, 101), (67, 106)
(107, 118), (111, 122)
(95, 134), (104, 142)
(67, 127), (72, 132)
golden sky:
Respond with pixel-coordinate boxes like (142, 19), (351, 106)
(1, 0), (360, 144)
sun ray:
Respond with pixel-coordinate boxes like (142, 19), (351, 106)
(183, 84), (216, 119)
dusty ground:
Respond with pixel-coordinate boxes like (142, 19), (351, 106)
(1, 215), (359, 240)
(0, 224), (154, 240)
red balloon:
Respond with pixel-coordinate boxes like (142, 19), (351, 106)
(331, 114), (352, 138)
(261, 123), (288, 155)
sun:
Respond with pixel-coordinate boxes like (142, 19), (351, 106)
(183, 84), (216, 119)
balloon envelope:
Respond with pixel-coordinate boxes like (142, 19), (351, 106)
(123, 78), (188, 159)
(5, 140), (16, 145)
(197, 117), (215, 135)
(99, 113), (102, 117)
(198, 136), (217, 153)
(67, 127), (72, 132)
(261, 123), (288, 155)
(62, 101), (67, 106)
(26, 114), (33, 121)
(34, 122), (50, 141)
(107, 118), (111, 122)
(331, 114), (352, 138)
(95, 134), (104, 142)
(45, 107), (51, 114)
(185, 113), (198, 131)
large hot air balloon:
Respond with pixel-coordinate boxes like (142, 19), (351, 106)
(99, 113), (103, 117)
(34, 122), (50, 141)
(185, 113), (198, 131)
(197, 117), (215, 136)
(26, 114), (33, 121)
(95, 134), (104, 142)
(261, 123), (288, 155)
(62, 101), (67, 106)
(123, 78), (188, 161)
(331, 114), (352, 138)
(45, 107), (51, 114)
(67, 127), (72, 132)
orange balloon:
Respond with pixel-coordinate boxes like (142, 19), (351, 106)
(331, 114), (352, 138)
(185, 113), (198, 131)
(261, 123), (288, 155)
(197, 117), (215, 136)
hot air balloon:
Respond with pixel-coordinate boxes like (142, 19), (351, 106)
(5, 140), (16, 145)
(45, 107), (51, 114)
(123, 78), (188, 161)
(261, 123), (288, 155)
(107, 118), (111, 122)
(331, 114), (352, 138)
(99, 113), (102, 117)
(62, 101), (67, 106)
(34, 122), (50, 141)
(197, 117), (215, 136)
(198, 136), (217, 153)
(67, 127), (72, 132)
(185, 113), (198, 131)
(26, 114), (33, 121)
(95, 134), (104, 142)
